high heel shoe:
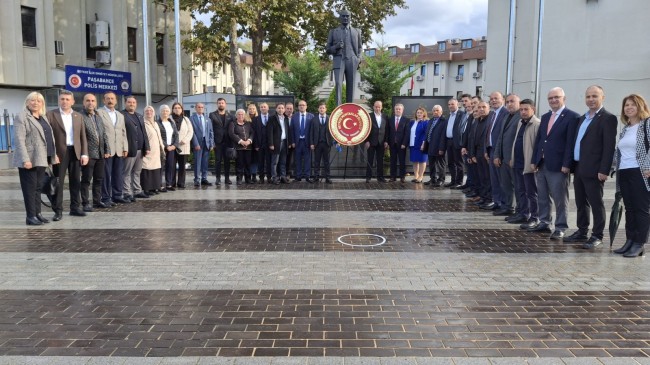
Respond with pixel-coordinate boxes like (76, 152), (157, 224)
(613, 239), (633, 254)
(623, 243), (644, 258)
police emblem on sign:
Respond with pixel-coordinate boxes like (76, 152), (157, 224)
(329, 103), (371, 146)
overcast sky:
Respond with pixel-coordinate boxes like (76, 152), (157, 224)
(368, 0), (489, 48)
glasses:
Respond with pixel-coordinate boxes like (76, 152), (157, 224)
(547, 96), (562, 100)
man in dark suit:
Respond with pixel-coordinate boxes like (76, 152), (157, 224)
(567, 85), (618, 249)
(80, 93), (111, 212)
(121, 96), (150, 202)
(267, 103), (292, 184)
(209, 98), (234, 185)
(47, 90), (88, 220)
(387, 103), (409, 183)
(483, 91), (509, 210)
(252, 102), (272, 183)
(326, 9), (362, 106)
(290, 100), (314, 182)
(424, 105), (448, 187)
(443, 98), (465, 188)
(310, 102), (333, 183)
(531, 87), (580, 238)
(190, 103), (215, 187)
(284, 102), (295, 178)
(470, 101), (491, 205)
(462, 97), (479, 199)
(493, 94), (521, 217)
(364, 100), (389, 183)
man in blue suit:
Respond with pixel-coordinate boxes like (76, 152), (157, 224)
(482, 91), (509, 211)
(290, 100), (314, 182)
(190, 103), (215, 187)
(530, 87), (580, 239)
(424, 105), (448, 187)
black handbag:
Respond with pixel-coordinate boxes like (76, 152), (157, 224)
(226, 147), (237, 160)
(40, 165), (58, 207)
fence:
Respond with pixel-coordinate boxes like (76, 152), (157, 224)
(0, 109), (14, 152)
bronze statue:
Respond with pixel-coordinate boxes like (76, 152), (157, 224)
(326, 9), (362, 106)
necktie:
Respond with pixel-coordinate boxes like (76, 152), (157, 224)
(300, 114), (305, 136)
(547, 112), (557, 135)
(263, 115), (267, 126)
(487, 112), (497, 145)
(395, 117), (399, 130)
(427, 119), (437, 141)
(321, 117), (325, 125)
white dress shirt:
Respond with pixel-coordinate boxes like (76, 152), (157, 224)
(60, 108), (74, 146)
(104, 106), (117, 126)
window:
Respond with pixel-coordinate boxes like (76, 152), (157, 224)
(127, 27), (137, 61)
(477, 60), (484, 73)
(408, 65), (415, 73)
(433, 88), (439, 96)
(461, 39), (472, 49)
(419, 89), (425, 96)
(438, 42), (446, 53)
(364, 49), (375, 57)
(85, 24), (96, 59)
(389, 47), (397, 56)
(433, 62), (440, 76)
(407, 89), (413, 96)
(155, 32), (165, 65)
(21, 6), (37, 47)
(410, 44), (420, 53)
(420, 64), (426, 76)
(457, 65), (465, 76)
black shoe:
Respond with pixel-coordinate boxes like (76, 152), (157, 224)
(70, 209), (87, 217)
(564, 230), (589, 242)
(26, 217), (43, 226)
(114, 197), (130, 204)
(431, 181), (443, 187)
(52, 212), (63, 221)
(582, 236), (602, 249)
(400, 178), (405, 183)
(520, 219), (539, 230)
(225, 179), (233, 185)
(493, 208), (513, 216)
(251, 176), (257, 183)
(215, 180), (221, 186)
(550, 230), (565, 240)
(474, 199), (486, 206)
(479, 202), (495, 210)
(177, 184), (186, 189)
(623, 243), (645, 257)
(36, 213), (50, 223)
(306, 178), (314, 183)
(82, 204), (94, 212)
(458, 184), (469, 190)
(94, 202), (109, 209)
(613, 239), (634, 254)
(295, 178), (302, 182)
(135, 192), (150, 199)
(443, 182), (454, 188)
(159, 188), (168, 193)
(325, 178), (333, 184)
(462, 188), (473, 193)
(194, 181), (201, 187)
(378, 178), (387, 183)
(423, 180), (432, 186)
(506, 214), (528, 224)
(201, 180), (213, 186)
(128, 195), (137, 202)
(167, 186), (176, 191)
(528, 223), (551, 233)
(450, 184), (463, 189)
(273, 178), (280, 185)
(389, 178), (396, 182)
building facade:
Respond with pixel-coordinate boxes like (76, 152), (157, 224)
(190, 51), (275, 96)
(0, 0), (192, 113)
(485, 0), (650, 114)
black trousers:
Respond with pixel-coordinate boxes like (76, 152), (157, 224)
(102, 155), (124, 203)
(428, 153), (447, 182)
(313, 142), (331, 179)
(476, 155), (491, 200)
(235, 149), (252, 177)
(174, 152), (187, 187)
(573, 165), (606, 239)
(257, 147), (272, 178)
(18, 166), (44, 218)
(215, 144), (232, 181)
(81, 157), (105, 206)
(366, 143), (385, 179)
(389, 144), (406, 179)
(446, 139), (464, 185)
(162, 149), (176, 187)
(619, 168), (650, 243)
(53, 146), (81, 213)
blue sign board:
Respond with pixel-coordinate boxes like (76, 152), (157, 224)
(65, 65), (132, 95)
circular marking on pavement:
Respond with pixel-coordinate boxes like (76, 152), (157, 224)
(337, 233), (386, 247)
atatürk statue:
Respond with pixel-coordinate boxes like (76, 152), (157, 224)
(326, 9), (362, 106)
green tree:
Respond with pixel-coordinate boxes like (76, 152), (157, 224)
(177, 0), (407, 95)
(274, 51), (328, 113)
(359, 46), (415, 115)
(326, 84), (346, 112)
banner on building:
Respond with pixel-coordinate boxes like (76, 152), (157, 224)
(65, 65), (132, 95)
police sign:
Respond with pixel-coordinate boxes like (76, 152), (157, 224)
(65, 65), (132, 95)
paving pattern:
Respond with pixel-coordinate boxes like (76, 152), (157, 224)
(0, 169), (648, 364)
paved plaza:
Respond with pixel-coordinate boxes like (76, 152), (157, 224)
(0, 169), (649, 365)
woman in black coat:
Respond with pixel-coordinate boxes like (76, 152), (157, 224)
(229, 109), (255, 184)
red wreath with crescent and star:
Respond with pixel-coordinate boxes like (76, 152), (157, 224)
(328, 103), (371, 146)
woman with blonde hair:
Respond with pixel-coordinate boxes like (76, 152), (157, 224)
(13, 92), (57, 225)
(409, 107), (429, 183)
(140, 106), (165, 195)
(612, 94), (650, 257)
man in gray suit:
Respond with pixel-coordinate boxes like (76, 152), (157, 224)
(493, 93), (521, 217)
(80, 93), (111, 212)
(326, 9), (362, 106)
(97, 91), (129, 205)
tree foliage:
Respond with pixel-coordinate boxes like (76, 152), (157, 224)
(326, 84), (346, 113)
(177, 0), (407, 95)
(359, 47), (415, 115)
(274, 51), (328, 113)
